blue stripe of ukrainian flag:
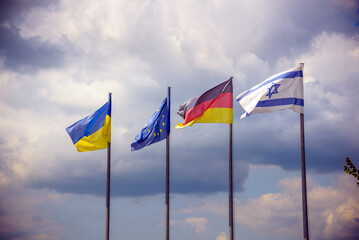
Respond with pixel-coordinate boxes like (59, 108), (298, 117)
(66, 94), (111, 152)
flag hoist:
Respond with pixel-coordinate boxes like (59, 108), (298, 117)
(176, 78), (235, 240)
(236, 63), (310, 240)
(66, 93), (112, 240)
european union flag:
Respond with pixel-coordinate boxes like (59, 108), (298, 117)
(131, 95), (170, 151)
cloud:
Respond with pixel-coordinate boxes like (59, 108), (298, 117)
(172, 217), (209, 235)
(237, 175), (359, 240)
(0, 26), (65, 73)
(175, 174), (359, 240)
(299, 32), (359, 172)
(0, 173), (63, 240)
(307, 176), (359, 239)
(176, 198), (226, 216)
(185, 217), (209, 234)
(0, 0), (58, 24)
(216, 231), (227, 240)
(0, 0), (64, 73)
(25, 143), (249, 197)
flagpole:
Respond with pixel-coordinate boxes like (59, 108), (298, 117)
(229, 123), (234, 240)
(105, 92), (112, 240)
(165, 86), (171, 240)
(299, 63), (309, 240)
(300, 112), (309, 240)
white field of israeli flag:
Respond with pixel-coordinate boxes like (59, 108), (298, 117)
(236, 64), (304, 119)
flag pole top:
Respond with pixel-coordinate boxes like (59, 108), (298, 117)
(300, 63), (304, 67)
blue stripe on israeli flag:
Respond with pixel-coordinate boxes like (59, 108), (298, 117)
(256, 97), (304, 107)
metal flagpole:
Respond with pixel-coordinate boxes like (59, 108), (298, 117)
(229, 123), (234, 240)
(165, 87), (171, 240)
(300, 112), (309, 240)
(300, 63), (309, 240)
(105, 92), (112, 240)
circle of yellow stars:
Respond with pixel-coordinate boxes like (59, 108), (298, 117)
(145, 109), (166, 137)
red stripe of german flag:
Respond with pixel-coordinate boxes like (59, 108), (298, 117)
(176, 78), (233, 128)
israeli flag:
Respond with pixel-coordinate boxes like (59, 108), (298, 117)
(236, 64), (304, 119)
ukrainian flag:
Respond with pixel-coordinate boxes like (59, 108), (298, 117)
(66, 94), (111, 152)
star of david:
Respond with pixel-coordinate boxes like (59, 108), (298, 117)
(266, 82), (280, 99)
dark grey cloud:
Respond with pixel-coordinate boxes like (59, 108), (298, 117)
(28, 132), (248, 197)
(0, 0), (64, 73)
(0, 26), (65, 73)
(318, 230), (359, 240)
(234, 111), (359, 173)
(0, 0), (58, 23)
(127, 0), (359, 71)
(0, 232), (28, 240)
(253, 0), (359, 62)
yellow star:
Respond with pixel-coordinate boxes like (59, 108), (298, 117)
(162, 122), (165, 126)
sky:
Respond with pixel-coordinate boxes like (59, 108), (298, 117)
(0, 0), (359, 239)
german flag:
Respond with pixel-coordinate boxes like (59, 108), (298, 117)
(176, 78), (233, 128)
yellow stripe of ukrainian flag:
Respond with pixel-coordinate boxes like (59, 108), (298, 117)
(75, 115), (111, 152)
